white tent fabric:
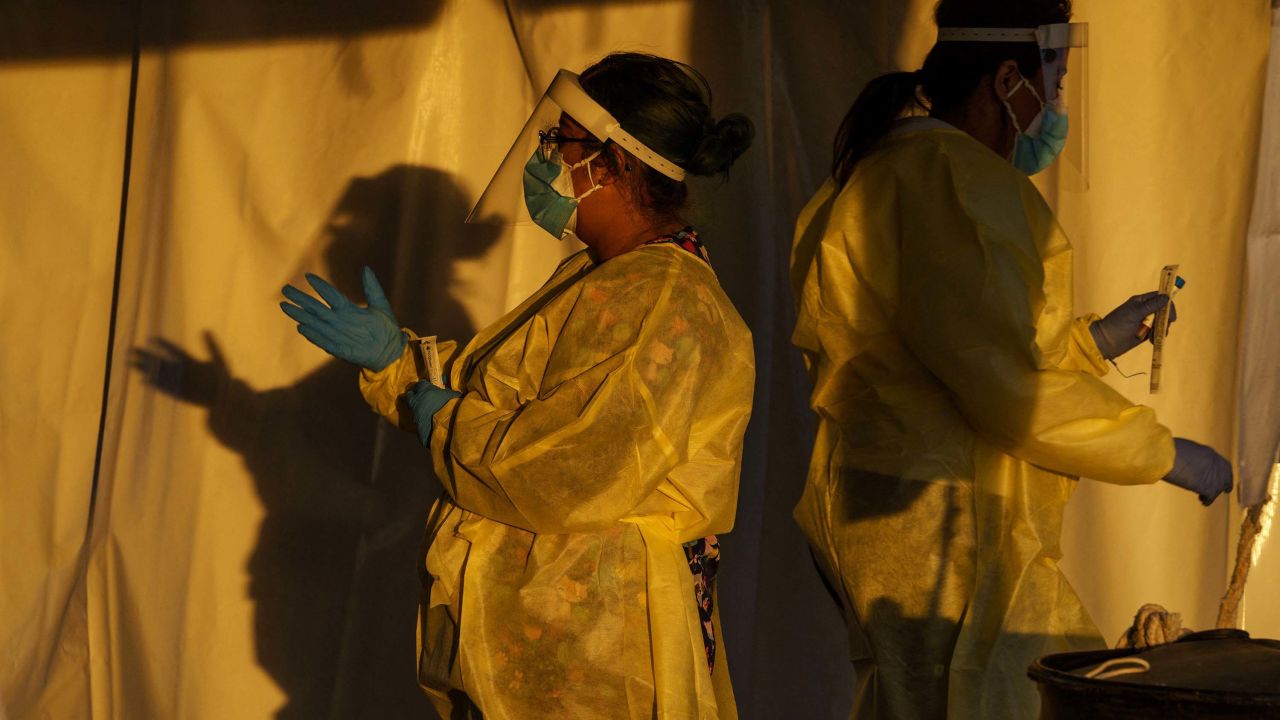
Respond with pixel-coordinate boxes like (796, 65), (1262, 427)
(0, 1), (1271, 718)
(1238, 3), (1280, 509)
(1236, 1), (1280, 640)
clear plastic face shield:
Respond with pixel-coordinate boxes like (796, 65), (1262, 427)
(937, 22), (1089, 189)
(468, 69), (686, 238)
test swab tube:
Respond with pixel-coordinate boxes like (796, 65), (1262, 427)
(416, 335), (444, 388)
(1149, 266), (1180, 394)
(1137, 276), (1185, 340)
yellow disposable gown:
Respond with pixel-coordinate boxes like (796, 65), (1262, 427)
(790, 122), (1175, 719)
(360, 243), (754, 719)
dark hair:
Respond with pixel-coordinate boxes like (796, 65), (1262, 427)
(831, 0), (1072, 186)
(578, 52), (754, 220)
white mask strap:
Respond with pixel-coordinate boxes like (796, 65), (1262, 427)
(1002, 75), (1045, 135)
(567, 149), (601, 171)
(567, 150), (604, 201)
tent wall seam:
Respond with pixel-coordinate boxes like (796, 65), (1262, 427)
(87, 0), (142, 540)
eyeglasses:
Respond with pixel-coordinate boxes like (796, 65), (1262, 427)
(537, 127), (598, 162)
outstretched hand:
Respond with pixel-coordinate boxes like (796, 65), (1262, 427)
(131, 331), (229, 407)
(280, 267), (406, 371)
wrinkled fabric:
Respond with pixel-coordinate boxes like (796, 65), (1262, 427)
(790, 125), (1176, 719)
(361, 244), (754, 719)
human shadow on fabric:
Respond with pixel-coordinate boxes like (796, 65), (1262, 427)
(848, 598), (1102, 717)
(0, 0), (443, 62)
(132, 165), (500, 720)
(825, 469), (970, 630)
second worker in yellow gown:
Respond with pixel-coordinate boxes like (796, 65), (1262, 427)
(789, 1), (1234, 718)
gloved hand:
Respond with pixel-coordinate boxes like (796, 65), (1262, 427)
(280, 267), (406, 371)
(1163, 437), (1234, 506)
(1089, 291), (1177, 361)
(405, 379), (461, 447)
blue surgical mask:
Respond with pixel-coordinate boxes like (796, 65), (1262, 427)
(1012, 104), (1069, 175)
(522, 148), (602, 239)
(1002, 76), (1069, 175)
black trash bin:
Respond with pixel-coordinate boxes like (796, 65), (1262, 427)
(1028, 629), (1280, 719)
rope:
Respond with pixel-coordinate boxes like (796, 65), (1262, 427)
(1104, 485), (1274, 694)
(1114, 603), (1192, 649)
(1113, 492), (1272, 651)
(1218, 500), (1271, 629)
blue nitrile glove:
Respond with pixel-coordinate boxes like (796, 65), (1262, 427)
(1089, 291), (1177, 361)
(405, 379), (461, 447)
(1163, 438), (1234, 506)
(280, 267), (406, 371)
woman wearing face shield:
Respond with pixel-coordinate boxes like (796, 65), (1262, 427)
(790, 0), (1233, 717)
(281, 53), (754, 719)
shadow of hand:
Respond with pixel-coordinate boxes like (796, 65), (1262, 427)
(131, 331), (230, 408)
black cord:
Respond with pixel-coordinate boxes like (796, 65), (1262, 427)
(1109, 358), (1147, 379)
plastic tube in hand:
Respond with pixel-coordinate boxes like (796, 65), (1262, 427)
(1137, 276), (1184, 340)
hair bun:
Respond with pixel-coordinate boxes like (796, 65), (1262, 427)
(686, 113), (755, 177)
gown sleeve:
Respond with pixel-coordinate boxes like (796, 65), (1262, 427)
(359, 328), (458, 431)
(428, 254), (752, 534)
(1059, 315), (1110, 377)
(894, 151), (1174, 486)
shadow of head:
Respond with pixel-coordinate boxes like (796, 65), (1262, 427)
(133, 165), (499, 407)
(314, 164), (503, 339)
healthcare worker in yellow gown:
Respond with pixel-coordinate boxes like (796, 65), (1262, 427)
(790, 1), (1234, 717)
(281, 53), (755, 719)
